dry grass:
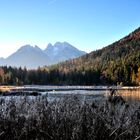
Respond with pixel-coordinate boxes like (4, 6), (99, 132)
(0, 86), (22, 92)
(0, 86), (14, 92)
(0, 95), (140, 140)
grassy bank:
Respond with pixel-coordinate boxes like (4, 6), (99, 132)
(0, 95), (140, 140)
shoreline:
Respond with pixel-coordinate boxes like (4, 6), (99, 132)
(0, 85), (139, 92)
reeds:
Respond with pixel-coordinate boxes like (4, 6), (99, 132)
(0, 95), (140, 140)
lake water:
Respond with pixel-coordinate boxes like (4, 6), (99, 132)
(0, 85), (140, 101)
(47, 88), (140, 101)
(118, 89), (140, 101)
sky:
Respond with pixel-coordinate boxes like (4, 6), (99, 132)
(0, 0), (140, 58)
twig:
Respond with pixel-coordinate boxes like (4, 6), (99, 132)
(109, 128), (119, 137)
(135, 136), (140, 140)
(0, 131), (4, 136)
(118, 130), (128, 137)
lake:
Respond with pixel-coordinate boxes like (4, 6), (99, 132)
(0, 85), (140, 101)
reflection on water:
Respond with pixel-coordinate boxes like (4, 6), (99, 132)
(21, 86), (140, 101)
(47, 90), (108, 101)
(47, 89), (140, 101)
(0, 85), (140, 101)
(118, 89), (140, 101)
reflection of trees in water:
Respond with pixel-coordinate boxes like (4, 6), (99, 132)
(119, 89), (140, 100)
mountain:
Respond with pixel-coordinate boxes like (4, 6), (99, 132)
(0, 45), (51, 69)
(46, 27), (140, 85)
(0, 43), (86, 69)
(44, 42), (86, 64)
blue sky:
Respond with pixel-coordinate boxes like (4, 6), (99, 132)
(0, 0), (140, 58)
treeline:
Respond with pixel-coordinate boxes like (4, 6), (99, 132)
(0, 62), (139, 86)
(0, 66), (101, 85)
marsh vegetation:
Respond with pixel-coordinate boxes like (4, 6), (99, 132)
(0, 88), (140, 140)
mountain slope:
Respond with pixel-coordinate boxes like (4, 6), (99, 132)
(44, 42), (86, 64)
(47, 27), (140, 85)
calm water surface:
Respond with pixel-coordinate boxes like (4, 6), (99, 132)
(1, 86), (140, 101)
(47, 89), (140, 101)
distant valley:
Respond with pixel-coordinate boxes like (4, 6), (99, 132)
(0, 42), (86, 69)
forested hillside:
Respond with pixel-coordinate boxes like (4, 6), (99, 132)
(46, 27), (140, 85)
(0, 27), (140, 86)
